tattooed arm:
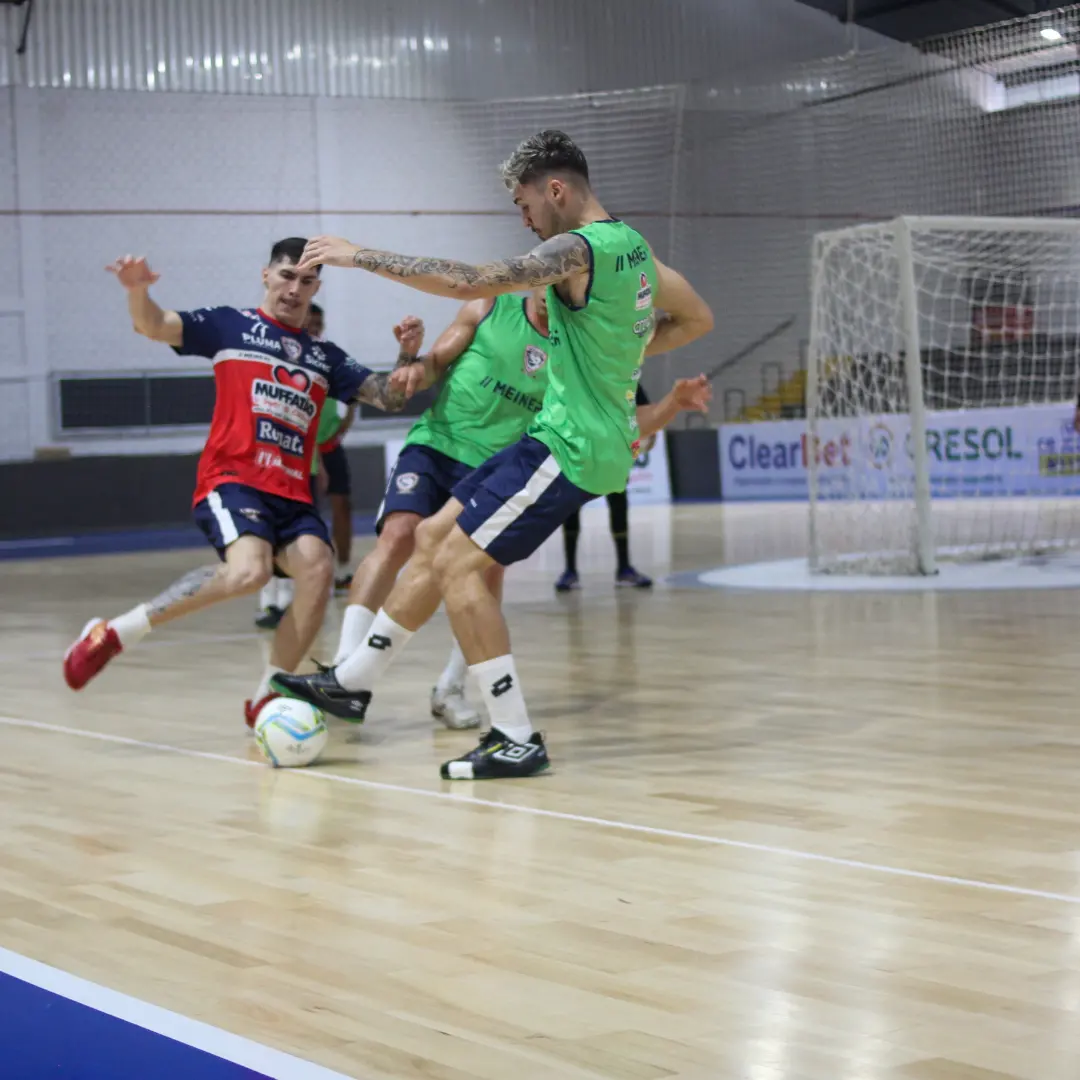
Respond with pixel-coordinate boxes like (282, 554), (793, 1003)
(396, 298), (493, 394)
(299, 233), (591, 300)
(354, 370), (409, 413)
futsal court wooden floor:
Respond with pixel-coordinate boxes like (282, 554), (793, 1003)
(3, 502), (1080, 1080)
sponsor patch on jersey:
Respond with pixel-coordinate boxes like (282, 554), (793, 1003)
(281, 337), (303, 362)
(395, 471), (420, 494)
(306, 344), (331, 373)
(251, 376), (316, 431)
(523, 344), (548, 377)
(633, 314), (654, 339)
(241, 317), (281, 353)
(635, 271), (652, 311)
(273, 365), (311, 393)
(255, 417), (306, 457)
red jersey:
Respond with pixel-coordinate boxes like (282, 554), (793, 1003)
(173, 306), (372, 506)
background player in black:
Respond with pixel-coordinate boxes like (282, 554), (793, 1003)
(309, 302), (359, 593)
(555, 383), (655, 591)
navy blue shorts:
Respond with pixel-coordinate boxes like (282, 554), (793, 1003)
(319, 444), (351, 496)
(377, 443), (474, 533)
(453, 435), (595, 566)
(193, 482), (330, 560)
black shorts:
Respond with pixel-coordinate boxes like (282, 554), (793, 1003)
(377, 444), (474, 533)
(453, 435), (595, 566)
(193, 483), (330, 560)
(320, 444), (351, 496)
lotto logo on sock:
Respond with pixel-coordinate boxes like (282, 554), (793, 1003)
(490, 675), (514, 697)
(367, 634), (392, 651)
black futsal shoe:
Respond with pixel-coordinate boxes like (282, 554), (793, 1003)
(271, 667), (371, 723)
(440, 729), (550, 781)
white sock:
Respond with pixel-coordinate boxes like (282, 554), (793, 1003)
(334, 604), (376, 666)
(435, 642), (469, 697)
(254, 664), (286, 703)
(334, 610), (414, 691)
(471, 655), (533, 743)
(277, 578), (295, 609)
(258, 582), (276, 611)
(108, 604), (152, 650)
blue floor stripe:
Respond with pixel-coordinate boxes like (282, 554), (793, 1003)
(0, 515), (376, 561)
(0, 972), (272, 1079)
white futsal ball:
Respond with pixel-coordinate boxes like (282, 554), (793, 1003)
(254, 698), (328, 768)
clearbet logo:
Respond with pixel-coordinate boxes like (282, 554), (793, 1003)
(727, 431), (852, 471)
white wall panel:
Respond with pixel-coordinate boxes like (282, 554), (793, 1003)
(0, 87), (21, 313)
(43, 212), (322, 374)
(0, 313), (23, 376)
(32, 90), (318, 211)
(0, 376), (31, 460)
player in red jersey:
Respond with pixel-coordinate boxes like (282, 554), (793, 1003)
(63, 238), (420, 726)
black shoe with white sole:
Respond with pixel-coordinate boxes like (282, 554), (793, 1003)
(271, 667), (371, 723)
(439, 729), (550, 781)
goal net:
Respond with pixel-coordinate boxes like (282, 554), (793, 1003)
(808, 214), (1080, 575)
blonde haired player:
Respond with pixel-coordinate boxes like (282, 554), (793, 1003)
(275, 130), (713, 779)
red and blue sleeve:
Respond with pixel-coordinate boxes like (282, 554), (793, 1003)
(325, 345), (374, 402)
(170, 306), (232, 359)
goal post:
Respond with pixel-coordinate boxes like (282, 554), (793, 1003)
(808, 214), (1080, 575)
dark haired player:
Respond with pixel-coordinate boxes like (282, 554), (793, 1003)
(255, 301), (355, 629)
(63, 238), (420, 726)
(277, 131), (714, 779)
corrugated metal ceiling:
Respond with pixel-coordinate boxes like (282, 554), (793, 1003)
(794, 0), (1067, 43)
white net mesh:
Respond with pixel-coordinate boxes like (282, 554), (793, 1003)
(675, 5), (1080, 424)
(809, 215), (1080, 575)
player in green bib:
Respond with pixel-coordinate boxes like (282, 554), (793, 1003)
(329, 288), (552, 729)
(276, 130), (714, 780)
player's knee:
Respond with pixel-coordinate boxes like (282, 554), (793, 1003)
(224, 561), (272, 595)
(293, 545), (334, 588)
(432, 538), (468, 588)
(378, 515), (418, 568)
(414, 515), (448, 562)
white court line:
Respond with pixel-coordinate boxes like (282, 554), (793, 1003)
(0, 946), (357, 1080)
(3, 714), (1079, 907)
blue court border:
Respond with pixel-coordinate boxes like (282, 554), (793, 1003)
(0, 947), (357, 1079)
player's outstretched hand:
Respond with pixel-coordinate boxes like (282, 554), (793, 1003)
(389, 362), (427, 401)
(394, 315), (425, 357)
(672, 374), (712, 414)
(299, 236), (359, 271)
(106, 255), (160, 290)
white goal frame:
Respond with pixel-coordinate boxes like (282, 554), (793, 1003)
(807, 214), (1080, 576)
